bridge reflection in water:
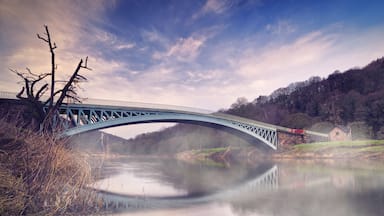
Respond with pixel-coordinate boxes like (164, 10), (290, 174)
(98, 165), (278, 211)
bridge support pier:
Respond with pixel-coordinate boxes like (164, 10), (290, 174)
(277, 131), (308, 149)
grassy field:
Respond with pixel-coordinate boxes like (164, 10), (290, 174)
(180, 140), (384, 162)
(191, 147), (228, 155)
(294, 140), (384, 151)
(274, 140), (384, 160)
(176, 147), (233, 167)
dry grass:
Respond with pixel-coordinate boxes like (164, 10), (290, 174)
(0, 119), (101, 215)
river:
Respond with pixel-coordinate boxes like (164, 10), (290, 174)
(91, 156), (384, 216)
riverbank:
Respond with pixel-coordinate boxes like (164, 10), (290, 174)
(274, 140), (384, 160)
(175, 146), (264, 166)
(176, 140), (384, 165)
(176, 147), (233, 167)
(0, 120), (99, 215)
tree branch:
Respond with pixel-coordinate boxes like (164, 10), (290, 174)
(37, 25), (57, 109)
(37, 33), (48, 43)
(51, 59), (83, 112)
(16, 87), (25, 99)
(36, 83), (48, 101)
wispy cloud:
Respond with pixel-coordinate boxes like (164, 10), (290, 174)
(0, 0), (120, 91)
(142, 29), (170, 45)
(153, 36), (207, 62)
(91, 29), (135, 51)
(235, 31), (337, 79)
(115, 43), (135, 50)
(201, 0), (230, 14)
(192, 0), (233, 20)
(151, 26), (222, 63)
(266, 20), (297, 35)
(227, 27), (384, 97)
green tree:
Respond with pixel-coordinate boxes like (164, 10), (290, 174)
(339, 90), (361, 124)
(281, 113), (313, 129)
(365, 99), (384, 138)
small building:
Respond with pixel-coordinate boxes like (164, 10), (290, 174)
(328, 125), (352, 141)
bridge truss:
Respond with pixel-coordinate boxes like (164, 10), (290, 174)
(57, 103), (279, 150)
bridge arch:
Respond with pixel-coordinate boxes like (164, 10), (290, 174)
(58, 104), (278, 150)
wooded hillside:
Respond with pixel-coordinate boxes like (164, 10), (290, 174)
(227, 57), (384, 138)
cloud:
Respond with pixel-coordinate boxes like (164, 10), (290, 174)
(115, 43), (135, 50)
(0, 0), (116, 48)
(229, 26), (384, 97)
(235, 31), (337, 79)
(192, 0), (232, 20)
(153, 36), (207, 62)
(91, 29), (135, 51)
(266, 20), (297, 35)
(142, 29), (170, 45)
(0, 0), (121, 91)
(151, 26), (222, 62)
(186, 69), (222, 84)
(201, 0), (230, 14)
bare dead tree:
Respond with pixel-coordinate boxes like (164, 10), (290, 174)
(37, 25), (57, 110)
(12, 25), (90, 131)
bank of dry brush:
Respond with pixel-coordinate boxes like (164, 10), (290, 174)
(0, 118), (100, 215)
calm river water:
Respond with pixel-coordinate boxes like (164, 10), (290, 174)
(91, 156), (384, 216)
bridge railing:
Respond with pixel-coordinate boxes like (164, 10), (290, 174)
(212, 112), (280, 131)
(78, 98), (214, 115)
(0, 91), (213, 114)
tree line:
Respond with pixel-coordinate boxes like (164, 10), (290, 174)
(227, 57), (384, 138)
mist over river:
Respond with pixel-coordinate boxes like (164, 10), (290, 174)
(90, 156), (384, 216)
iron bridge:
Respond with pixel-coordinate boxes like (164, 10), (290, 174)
(0, 91), (328, 150)
(55, 99), (280, 150)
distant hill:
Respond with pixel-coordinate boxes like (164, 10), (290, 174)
(226, 57), (384, 138)
(102, 57), (384, 154)
(70, 130), (126, 153)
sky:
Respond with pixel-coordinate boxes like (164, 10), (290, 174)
(1, 0), (384, 138)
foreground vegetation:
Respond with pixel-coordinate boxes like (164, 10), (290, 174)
(0, 119), (99, 215)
